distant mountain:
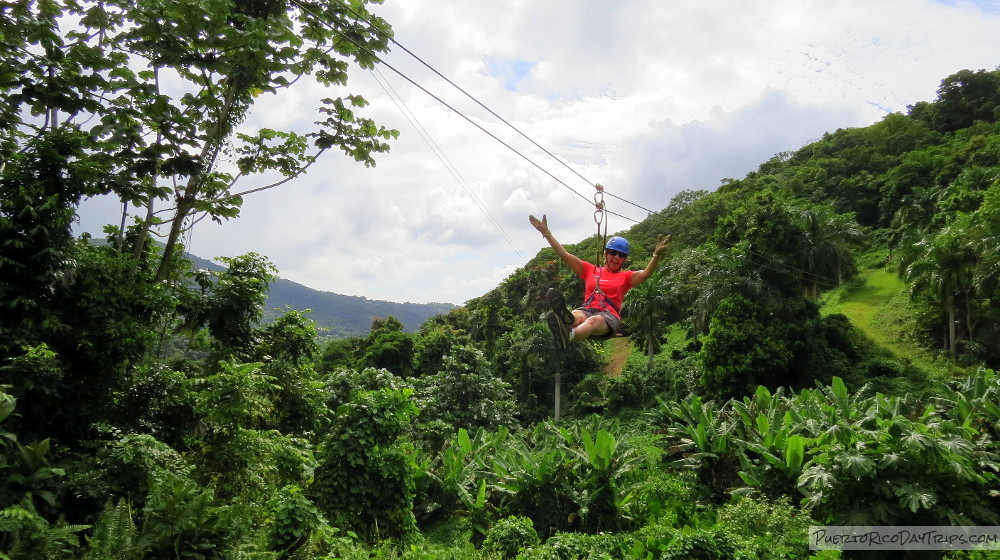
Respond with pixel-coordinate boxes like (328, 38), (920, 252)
(264, 277), (457, 338)
(184, 252), (457, 338)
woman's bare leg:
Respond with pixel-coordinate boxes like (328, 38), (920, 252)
(569, 313), (610, 341)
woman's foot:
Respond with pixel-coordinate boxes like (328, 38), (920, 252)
(545, 288), (576, 327)
(546, 311), (571, 349)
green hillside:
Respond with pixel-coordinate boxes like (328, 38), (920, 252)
(820, 263), (966, 379)
(3, 8), (1000, 556)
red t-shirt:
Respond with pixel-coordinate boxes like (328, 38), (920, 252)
(579, 261), (633, 319)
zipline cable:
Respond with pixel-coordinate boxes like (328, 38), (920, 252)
(361, 0), (850, 291)
(682, 223), (844, 289)
(294, 0), (651, 223)
(370, 66), (525, 257)
(380, 34), (657, 217)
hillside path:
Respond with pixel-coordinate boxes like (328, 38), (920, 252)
(831, 267), (958, 377)
(603, 337), (631, 377)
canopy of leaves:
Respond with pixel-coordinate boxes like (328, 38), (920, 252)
(3, 28), (1000, 555)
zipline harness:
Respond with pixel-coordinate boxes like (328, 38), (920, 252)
(581, 184), (620, 314)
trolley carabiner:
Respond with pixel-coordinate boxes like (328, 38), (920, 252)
(593, 183), (608, 264)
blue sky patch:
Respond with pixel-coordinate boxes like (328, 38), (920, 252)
(931, 0), (1000, 14)
(486, 57), (536, 90)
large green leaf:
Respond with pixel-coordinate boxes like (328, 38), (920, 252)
(784, 435), (806, 473)
(458, 428), (471, 455)
(0, 394), (15, 424)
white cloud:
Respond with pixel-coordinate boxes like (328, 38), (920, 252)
(75, 0), (1000, 304)
(622, 89), (865, 203)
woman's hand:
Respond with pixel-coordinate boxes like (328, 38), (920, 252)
(653, 235), (671, 258)
(529, 214), (550, 237)
(531, 214), (584, 275)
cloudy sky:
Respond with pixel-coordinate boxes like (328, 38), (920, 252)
(76, 0), (1000, 305)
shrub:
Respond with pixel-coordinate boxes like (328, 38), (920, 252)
(514, 532), (633, 560)
(139, 472), (233, 559)
(797, 387), (999, 526)
(310, 388), (419, 540)
(423, 514), (473, 548)
(698, 295), (794, 400)
(266, 485), (327, 554)
(0, 497), (87, 560)
(414, 345), (517, 431)
(604, 361), (671, 411)
(82, 499), (143, 560)
(627, 470), (700, 528)
(716, 496), (813, 559)
(64, 429), (191, 514)
(482, 516), (540, 559)
(412, 325), (472, 377)
(323, 366), (411, 410)
(659, 528), (747, 560)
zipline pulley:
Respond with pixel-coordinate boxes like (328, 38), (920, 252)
(593, 183), (608, 263)
(592, 183), (609, 298)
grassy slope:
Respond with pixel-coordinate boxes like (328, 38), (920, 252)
(607, 264), (968, 380)
(820, 266), (966, 379)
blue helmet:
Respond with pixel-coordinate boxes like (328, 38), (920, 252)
(605, 236), (630, 256)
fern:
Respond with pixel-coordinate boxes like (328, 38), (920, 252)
(0, 498), (87, 560)
(82, 499), (144, 560)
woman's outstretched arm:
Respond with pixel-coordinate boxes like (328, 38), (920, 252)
(631, 235), (671, 286)
(529, 214), (585, 277)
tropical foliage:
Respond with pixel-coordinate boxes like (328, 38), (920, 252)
(3, 2), (1000, 557)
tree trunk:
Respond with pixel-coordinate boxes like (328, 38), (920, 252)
(130, 199), (157, 274)
(964, 287), (976, 344)
(154, 196), (194, 282)
(154, 76), (241, 282)
(131, 69), (163, 271)
(646, 334), (655, 371)
(554, 370), (561, 422)
(947, 295), (957, 359)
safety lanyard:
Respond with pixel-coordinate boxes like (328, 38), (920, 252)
(588, 183), (614, 311)
(584, 266), (620, 313)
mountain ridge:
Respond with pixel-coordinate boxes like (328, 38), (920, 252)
(184, 252), (457, 338)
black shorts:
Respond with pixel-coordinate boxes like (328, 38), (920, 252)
(575, 307), (622, 340)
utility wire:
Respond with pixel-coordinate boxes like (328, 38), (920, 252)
(740, 250), (841, 288)
(370, 66), (525, 258)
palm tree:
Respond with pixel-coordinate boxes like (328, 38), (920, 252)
(794, 206), (862, 298)
(622, 273), (672, 370)
(901, 223), (978, 358)
(684, 244), (782, 336)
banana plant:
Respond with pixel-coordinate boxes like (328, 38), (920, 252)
(488, 422), (580, 537)
(731, 386), (812, 496)
(557, 421), (643, 532)
(658, 395), (746, 500)
(580, 428), (617, 472)
(436, 427), (507, 540)
(660, 395), (736, 457)
(439, 427), (501, 508)
(0, 391), (65, 512)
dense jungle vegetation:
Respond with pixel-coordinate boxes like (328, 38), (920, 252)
(2, 2), (1000, 559)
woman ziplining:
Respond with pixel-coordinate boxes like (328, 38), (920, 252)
(528, 214), (670, 349)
